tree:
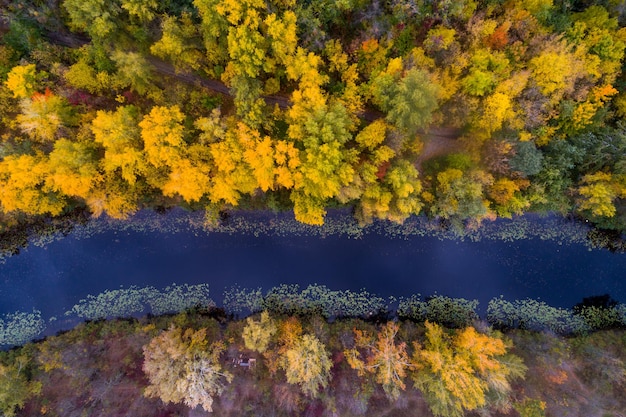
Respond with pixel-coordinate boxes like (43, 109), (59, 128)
(150, 14), (205, 73)
(345, 321), (410, 400)
(242, 311), (277, 353)
(355, 160), (423, 225)
(143, 326), (233, 413)
(509, 141), (544, 177)
(63, 0), (121, 40)
(0, 153), (65, 216)
(64, 59), (112, 94)
(0, 355), (40, 417)
(17, 90), (73, 142)
(140, 105), (186, 169)
(386, 68), (440, 135)
(200, 115), (257, 205)
(4, 64), (38, 98)
(85, 173), (140, 219)
(411, 322), (526, 417)
(120, 0), (158, 23)
(46, 138), (101, 200)
(91, 105), (145, 185)
(529, 48), (579, 98)
(577, 172), (626, 218)
(281, 334), (332, 397)
(430, 168), (493, 220)
(193, 0), (229, 70)
(488, 177), (530, 218)
(111, 50), (154, 95)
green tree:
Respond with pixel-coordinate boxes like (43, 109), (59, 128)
(143, 326), (233, 413)
(111, 50), (154, 95)
(120, 0), (158, 23)
(377, 68), (440, 136)
(63, 0), (121, 39)
(150, 14), (205, 73)
(430, 168), (493, 220)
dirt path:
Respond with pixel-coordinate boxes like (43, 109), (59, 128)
(415, 128), (464, 171)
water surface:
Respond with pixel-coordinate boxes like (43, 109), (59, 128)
(1, 210), (625, 322)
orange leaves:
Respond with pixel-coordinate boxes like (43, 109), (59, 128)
(485, 22), (510, 50)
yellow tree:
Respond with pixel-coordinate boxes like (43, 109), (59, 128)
(345, 321), (410, 400)
(488, 177), (530, 218)
(284, 50), (358, 224)
(91, 105), (145, 186)
(4, 64), (38, 98)
(139, 105), (186, 170)
(85, 173), (140, 219)
(577, 172), (626, 218)
(355, 160), (423, 225)
(0, 153), (65, 216)
(196, 113), (256, 205)
(45, 138), (101, 200)
(281, 334), (333, 398)
(529, 45), (581, 99)
(242, 311), (277, 353)
(411, 322), (526, 417)
(143, 326), (233, 413)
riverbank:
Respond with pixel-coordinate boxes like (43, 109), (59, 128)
(1, 309), (625, 417)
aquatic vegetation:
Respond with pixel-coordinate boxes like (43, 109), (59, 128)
(398, 294), (479, 328)
(0, 311), (45, 347)
(224, 284), (390, 318)
(146, 283), (215, 316)
(64, 283), (214, 320)
(487, 297), (589, 334)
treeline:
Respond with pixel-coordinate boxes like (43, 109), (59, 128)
(1, 307), (625, 417)
(1, 0), (626, 231)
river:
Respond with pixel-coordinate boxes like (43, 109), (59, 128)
(1, 209), (625, 344)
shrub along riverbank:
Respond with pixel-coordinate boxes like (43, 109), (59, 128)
(1, 304), (625, 417)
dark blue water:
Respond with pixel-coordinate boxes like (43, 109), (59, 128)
(1, 212), (625, 321)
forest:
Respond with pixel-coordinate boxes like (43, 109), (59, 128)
(1, 302), (625, 417)
(0, 0), (625, 234)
